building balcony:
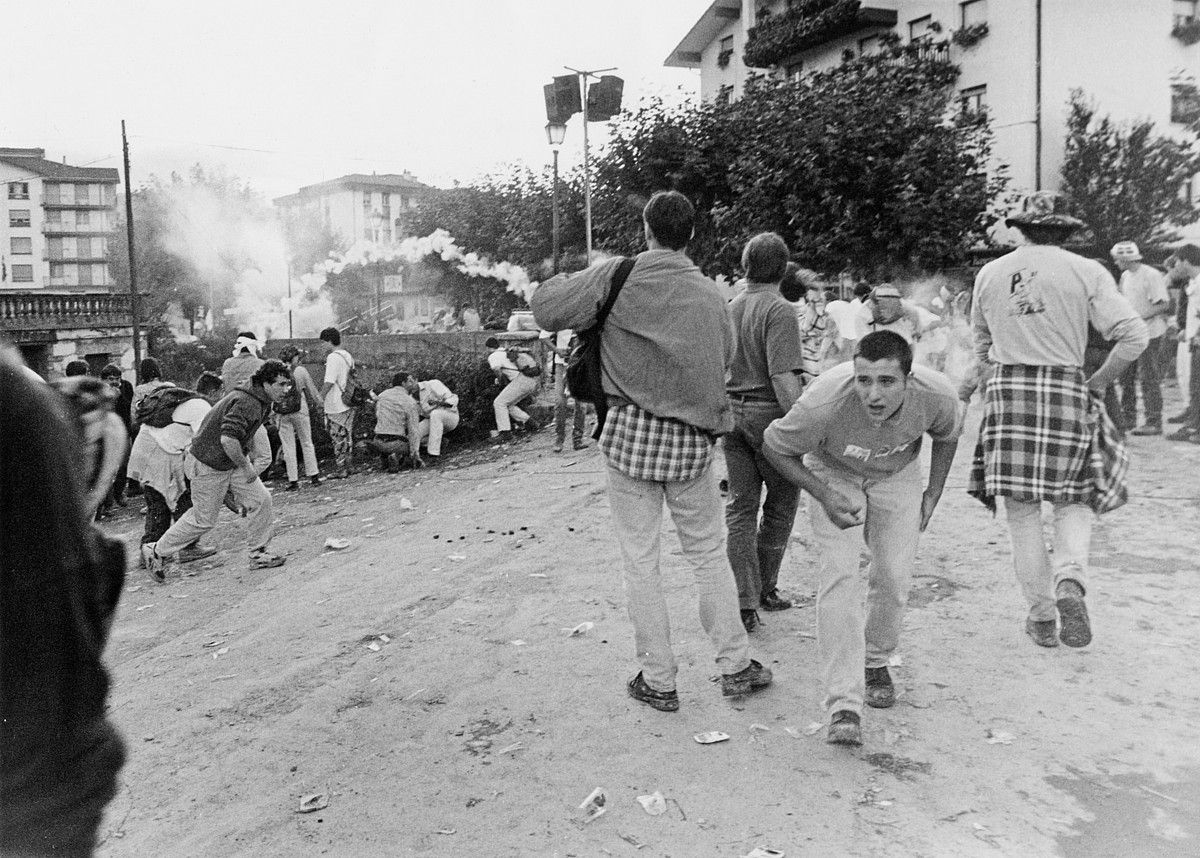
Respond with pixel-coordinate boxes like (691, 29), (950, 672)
(0, 290), (131, 332)
(744, 1), (898, 68)
(42, 221), (115, 234)
(45, 255), (110, 263)
(41, 199), (117, 210)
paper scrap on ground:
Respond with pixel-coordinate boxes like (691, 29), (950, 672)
(749, 723), (771, 733)
(985, 729), (1014, 745)
(743, 848), (785, 858)
(563, 622), (594, 637)
(578, 787), (606, 823)
(636, 791), (666, 816)
(296, 793), (329, 813)
(693, 731), (730, 745)
(366, 642), (381, 652)
(323, 537), (350, 550)
(399, 497), (415, 511)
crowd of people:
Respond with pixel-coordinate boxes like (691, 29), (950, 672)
(8, 185), (1200, 854)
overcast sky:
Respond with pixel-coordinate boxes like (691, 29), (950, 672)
(1, 0), (707, 197)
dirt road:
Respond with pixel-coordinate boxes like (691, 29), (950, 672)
(96, 392), (1200, 857)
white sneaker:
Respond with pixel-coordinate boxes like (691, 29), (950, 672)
(142, 542), (166, 582)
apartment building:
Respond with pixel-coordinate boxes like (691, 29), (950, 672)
(273, 172), (429, 246)
(666, 0), (1200, 194)
(0, 147), (134, 377)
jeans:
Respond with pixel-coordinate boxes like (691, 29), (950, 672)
(141, 484), (192, 544)
(325, 409), (356, 472)
(1118, 333), (1165, 425)
(606, 462), (751, 692)
(723, 401), (801, 609)
(554, 368), (585, 444)
(155, 458), (274, 557)
(494, 375), (538, 431)
(419, 408), (460, 455)
(809, 457), (923, 717)
(1188, 344), (1200, 428)
(1003, 499), (1092, 621)
(278, 409), (319, 481)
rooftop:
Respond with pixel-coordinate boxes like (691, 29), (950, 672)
(274, 172), (431, 206)
(0, 147), (120, 182)
(664, 0), (742, 68)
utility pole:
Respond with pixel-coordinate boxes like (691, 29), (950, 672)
(121, 120), (143, 380)
(286, 260), (294, 338)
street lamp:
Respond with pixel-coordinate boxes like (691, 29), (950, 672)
(545, 121), (566, 274)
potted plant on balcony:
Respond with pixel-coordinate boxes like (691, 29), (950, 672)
(718, 48), (734, 68)
(951, 22), (989, 48)
(1173, 18), (1200, 46)
(743, 0), (864, 69)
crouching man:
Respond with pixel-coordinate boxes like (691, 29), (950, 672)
(763, 331), (962, 745)
(143, 360), (293, 577)
(365, 372), (424, 472)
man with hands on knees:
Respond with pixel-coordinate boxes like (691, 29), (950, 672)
(763, 331), (962, 746)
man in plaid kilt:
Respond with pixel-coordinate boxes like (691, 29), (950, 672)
(532, 191), (772, 712)
(965, 192), (1148, 649)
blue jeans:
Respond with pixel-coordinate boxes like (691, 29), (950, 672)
(724, 401), (801, 609)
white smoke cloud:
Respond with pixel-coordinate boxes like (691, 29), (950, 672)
(320, 228), (537, 302)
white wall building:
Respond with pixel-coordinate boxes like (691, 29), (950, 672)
(273, 172), (428, 246)
(666, 0), (1200, 196)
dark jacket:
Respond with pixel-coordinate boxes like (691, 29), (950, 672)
(189, 382), (272, 470)
(1, 351), (127, 854)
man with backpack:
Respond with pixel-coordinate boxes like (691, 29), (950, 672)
(319, 327), (360, 478)
(142, 360), (294, 578)
(127, 381), (217, 562)
(531, 191), (772, 712)
(277, 345), (324, 491)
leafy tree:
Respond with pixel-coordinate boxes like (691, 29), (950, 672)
(590, 39), (1002, 279)
(1060, 90), (1200, 253)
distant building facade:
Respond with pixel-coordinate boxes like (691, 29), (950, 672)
(273, 172), (429, 245)
(665, 0), (1200, 195)
(0, 147), (135, 378)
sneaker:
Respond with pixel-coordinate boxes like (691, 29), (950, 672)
(1167, 410), (1195, 423)
(249, 550), (286, 569)
(827, 710), (863, 746)
(760, 589), (792, 611)
(573, 440), (589, 451)
(740, 608), (760, 632)
(178, 546), (217, 564)
(495, 430), (512, 442)
(1166, 426), (1199, 441)
(285, 481), (299, 492)
(721, 659), (773, 697)
(141, 542), (166, 582)
(1056, 580), (1092, 648)
(626, 672), (679, 712)
(553, 439), (564, 453)
(523, 419), (541, 433)
(1025, 617), (1059, 648)
(1129, 423), (1162, 436)
(865, 666), (896, 709)
(310, 474), (325, 486)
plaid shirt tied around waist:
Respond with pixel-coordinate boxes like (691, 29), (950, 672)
(599, 402), (715, 482)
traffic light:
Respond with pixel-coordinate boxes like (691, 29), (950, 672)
(586, 75), (624, 121)
(544, 74), (582, 124)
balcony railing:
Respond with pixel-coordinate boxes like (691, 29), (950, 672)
(42, 221), (114, 234)
(744, 2), (898, 68)
(0, 290), (131, 331)
(41, 199), (117, 210)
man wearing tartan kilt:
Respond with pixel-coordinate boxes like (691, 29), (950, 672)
(964, 192), (1148, 649)
(532, 191), (772, 712)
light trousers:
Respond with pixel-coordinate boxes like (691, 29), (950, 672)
(155, 458), (274, 557)
(606, 462), (751, 692)
(419, 408), (460, 455)
(493, 374), (538, 431)
(278, 409), (319, 481)
(1002, 498), (1092, 621)
(809, 458), (923, 717)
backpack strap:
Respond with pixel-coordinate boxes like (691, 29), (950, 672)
(595, 257), (635, 331)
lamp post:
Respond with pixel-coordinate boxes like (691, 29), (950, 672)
(545, 121), (566, 274)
